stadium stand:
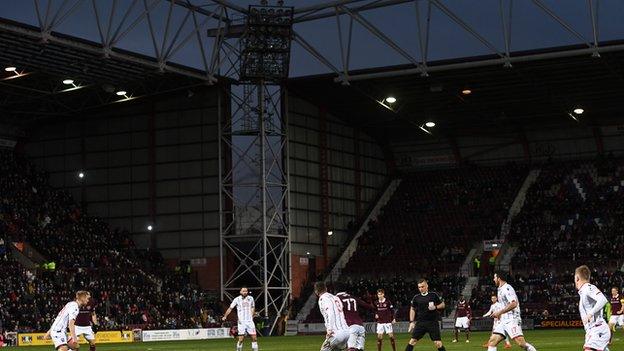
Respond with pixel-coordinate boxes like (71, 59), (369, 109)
(0, 151), (222, 333)
(510, 156), (624, 272)
(469, 155), (624, 319)
(343, 163), (527, 277)
(302, 163), (527, 322)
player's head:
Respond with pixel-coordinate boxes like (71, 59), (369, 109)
(612, 287), (619, 297)
(240, 287), (248, 297)
(417, 278), (428, 294)
(377, 288), (385, 299)
(459, 294), (464, 302)
(75, 290), (90, 306)
(574, 265), (591, 290)
(490, 293), (497, 303)
(493, 270), (507, 287)
(314, 281), (327, 296)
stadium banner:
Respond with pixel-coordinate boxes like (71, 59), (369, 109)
(535, 318), (583, 329)
(142, 328), (230, 342)
(17, 331), (133, 346)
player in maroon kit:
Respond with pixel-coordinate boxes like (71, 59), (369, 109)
(74, 292), (99, 351)
(609, 287), (624, 335)
(374, 289), (397, 351)
(336, 288), (373, 351)
(452, 295), (471, 343)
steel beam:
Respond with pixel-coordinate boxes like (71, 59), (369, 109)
(335, 43), (624, 82)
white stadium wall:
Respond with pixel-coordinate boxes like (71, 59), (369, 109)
(287, 93), (388, 260)
(23, 88), (221, 260)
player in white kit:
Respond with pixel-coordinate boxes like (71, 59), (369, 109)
(314, 281), (350, 351)
(222, 287), (258, 351)
(487, 271), (537, 351)
(483, 293), (512, 349)
(44, 291), (91, 351)
(575, 265), (611, 351)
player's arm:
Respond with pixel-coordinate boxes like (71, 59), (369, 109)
(584, 292), (609, 323)
(434, 294), (445, 310)
(222, 299), (238, 321)
(69, 318), (77, 342)
(408, 306), (416, 331)
(320, 298), (335, 336)
(356, 297), (374, 310)
(494, 300), (517, 317)
(91, 311), (99, 333)
(483, 305), (493, 317)
(619, 299), (624, 314)
(467, 304), (472, 319)
(391, 302), (398, 323)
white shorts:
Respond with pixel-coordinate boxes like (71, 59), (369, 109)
(492, 318), (523, 339)
(584, 323), (611, 351)
(348, 325), (366, 349)
(609, 314), (624, 327)
(455, 317), (470, 329)
(75, 325), (95, 341)
(320, 329), (349, 351)
(376, 323), (393, 335)
(238, 320), (256, 336)
(50, 331), (72, 349)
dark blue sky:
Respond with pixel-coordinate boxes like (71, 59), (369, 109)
(2, 0), (624, 77)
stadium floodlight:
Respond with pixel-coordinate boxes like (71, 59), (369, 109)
(63, 79), (74, 85)
(240, 3), (294, 82)
(77, 172), (85, 179)
(4, 66), (17, 72)
(425, 121), (436, 128)
(327, 231), (333, 236)
(461, 89), (472, 95)
(573, 108), (584, 115)
(385, 96), (397, 104)
(306, 251), (310, 255)
(147, 225), (153, 231)
(116, 90), (127, 96)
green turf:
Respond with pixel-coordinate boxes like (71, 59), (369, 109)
(8, 330), (623, 350)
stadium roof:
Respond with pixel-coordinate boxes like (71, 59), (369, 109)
(288, 40), (624, 143)
(1, 0), (624, 136)
(0, 18), (213, 126)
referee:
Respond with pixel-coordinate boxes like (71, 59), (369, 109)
(406, 278), (447, 351)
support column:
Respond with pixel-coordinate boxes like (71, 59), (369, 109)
(353, 130), (362, 220)
(593, 127), (604, 154)
(148, 103), (157, 249)
(319, 106), (330, 268)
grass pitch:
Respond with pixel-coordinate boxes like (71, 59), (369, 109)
(9, 329), (623, 350)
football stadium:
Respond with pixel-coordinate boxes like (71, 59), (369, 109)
(0, 1), (623, 351)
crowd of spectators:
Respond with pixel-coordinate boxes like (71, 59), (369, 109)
(469, 155), (624, 319)
(0, 151), (222, 333)
(343, 163), (527, 278)
(509, 156), (624, 272)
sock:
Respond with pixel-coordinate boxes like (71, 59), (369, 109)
(377, 339), (382, 351)
(405, 345), (414, 351)
(390, 337), (396, 351)
(236, 341), (243, 351)
(251, 341), (258, 351)
(437, 347), (446, 351)
(90, 345), (96, 351)
(488, 347), (497, 351)
(524, 343), (536, 351)
(454, 329), (458, 340)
